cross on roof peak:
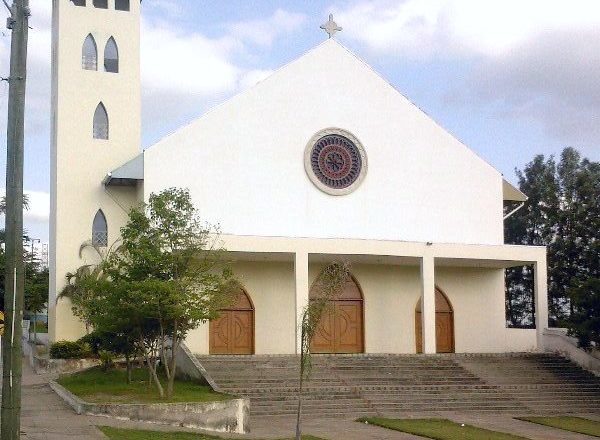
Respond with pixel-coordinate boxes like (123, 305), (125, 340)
(321, 14), (342, 39)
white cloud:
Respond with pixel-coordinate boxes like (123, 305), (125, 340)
(1, 2), (305, 145)
(334, 0), (600, 58)
(141, 19), (240, 96)
(0, 0), (53, 139)
(468, 27), (600, 149)
(0, 189), (49, 223)
(226, 9), (307, 48)
(334, 0), (600, 148)
(143, 0), (184, 19)
(25, 190), (50, 223)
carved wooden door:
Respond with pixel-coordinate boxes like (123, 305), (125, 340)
(415, 288), (455, 353)
(209, 289), (254, 354)
(310, 276), (364, 354)
(335, 301), (363, 353)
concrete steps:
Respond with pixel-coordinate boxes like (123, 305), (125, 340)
(196, 353), (600, 417)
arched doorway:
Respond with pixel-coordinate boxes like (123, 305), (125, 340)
(415, 287), (454, 353)
(209, 288), (254, 354)
(310, 275), (364, 354)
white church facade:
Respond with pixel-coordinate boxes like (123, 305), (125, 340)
(49, 0), (548, 356)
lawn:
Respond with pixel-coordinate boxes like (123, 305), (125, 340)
(98, 426), (325, 440)
(517, 416), (600, 437)
(358, 418), (529, 440)
(58, 366), (230, 404)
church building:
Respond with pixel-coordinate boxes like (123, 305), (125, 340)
(49, 0), (549, 356)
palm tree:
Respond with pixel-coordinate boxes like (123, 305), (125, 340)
(0, 194), (30, 214)
(57, 241), (117, 332)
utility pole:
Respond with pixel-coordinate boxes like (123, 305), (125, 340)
(2, 0), (30, 439)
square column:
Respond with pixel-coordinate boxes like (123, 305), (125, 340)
(420, 255), (436, 354)
(294, 252), (309, 354)
(534, 253), (549, 350)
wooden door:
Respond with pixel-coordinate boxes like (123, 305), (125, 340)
(310, 276), (364, 354)
(335, 301), (363, 353)
(415, 287), (454, 353)
(210, 289), (254, 354)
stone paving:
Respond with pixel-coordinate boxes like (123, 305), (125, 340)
(3, 360), (599, 440)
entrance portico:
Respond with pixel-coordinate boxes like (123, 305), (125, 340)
(213, 234), (548, 356)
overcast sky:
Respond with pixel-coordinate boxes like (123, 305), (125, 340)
(1, 0), (599, 242)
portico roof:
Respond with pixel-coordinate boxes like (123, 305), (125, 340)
(220, 234), (545, 268)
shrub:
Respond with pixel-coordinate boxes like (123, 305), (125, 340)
(79, 330), (112, 356)
(49, 340), (92, 359)
(98, 350), (115, 371)
(78, 330), (136, 358)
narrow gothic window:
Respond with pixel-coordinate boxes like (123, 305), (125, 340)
(70, 0), (86, 6)
(104, 37), (119, 73)
(93, 103), (109, 140)
(92, 210), (108, 247)
(82, 34), (97, 70)
(92, 0), (107, 8)
(115, 0), (130, 11)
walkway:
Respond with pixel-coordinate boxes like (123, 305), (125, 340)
(1, 360), (597, 439)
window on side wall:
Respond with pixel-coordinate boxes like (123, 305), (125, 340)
(92, 0), (108, 9)
(93, 103), (109, 140)
(115, 0), (130, 11)
(82, 34), (97, 71)
(92, 210), (108, 247)
(104, 37), (119, 73)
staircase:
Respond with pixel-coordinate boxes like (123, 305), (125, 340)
(196, 353), (600, 418)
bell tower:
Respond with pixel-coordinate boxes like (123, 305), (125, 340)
(49, 0), (142, 341)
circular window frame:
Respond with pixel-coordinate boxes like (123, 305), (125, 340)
(304, 128), (368, 196)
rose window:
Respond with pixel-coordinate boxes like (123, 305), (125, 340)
(310, 134), (363, 190)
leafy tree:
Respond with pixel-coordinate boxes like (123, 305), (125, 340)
(567, 278), (600, 349)
(295, 262), (350, 440)
(505, 148), (600, 328)
(25, 266), (48, 344)
(504, 154), (558, 327)
(0, 194), (32, 312)
(90, 188), (238, 399)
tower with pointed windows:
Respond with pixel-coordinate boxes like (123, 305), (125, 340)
(50, 0), (142, 341)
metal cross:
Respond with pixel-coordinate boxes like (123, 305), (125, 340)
(321, 14), (342, 39)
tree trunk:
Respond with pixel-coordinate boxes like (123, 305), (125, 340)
(33, 314), (37, 346)
(125, 354), (132, 384)
(295, 351), (305, 440)
(149, 359), (164, 398)
(143, 348), (164, 398)
(159, 324), (171, 379)
(166, 337), (179, 399)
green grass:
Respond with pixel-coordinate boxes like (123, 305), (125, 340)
(517, 416), (600, 437)
(358, 418), (529, 440)
(98, 426), (325, 440)
(58, 366), (230, 404)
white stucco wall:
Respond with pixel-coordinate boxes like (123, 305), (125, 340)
(185, 261), (296, 355)
(144, 40), (504, 246)
(50, 0), (142, 342)
(187, 261), (536, 355)
(436, 267), (536, 353)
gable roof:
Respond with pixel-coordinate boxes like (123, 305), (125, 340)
(147, 39), (510, 179)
